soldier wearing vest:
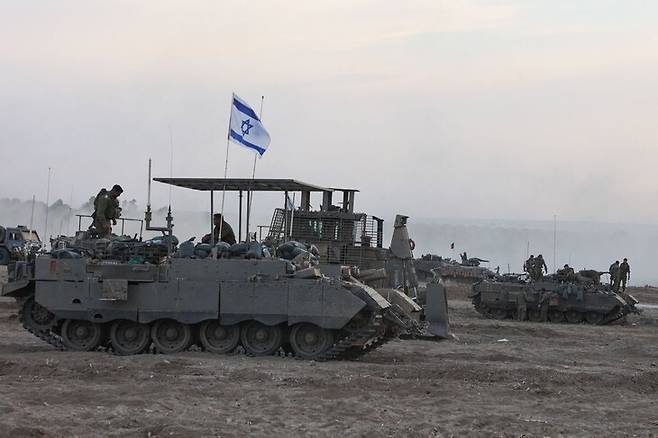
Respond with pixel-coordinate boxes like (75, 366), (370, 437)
(618, 258), (631, 292)
(91, 184), (123, 238)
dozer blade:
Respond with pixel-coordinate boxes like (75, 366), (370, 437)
(424, 282), (450, 338)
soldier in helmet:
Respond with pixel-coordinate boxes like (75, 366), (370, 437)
(90, 184), (123, 238)
(524, 255), (535, 277)
(202, 213), (236, 245)
(618, 258), (631, 292)
(535, 254), (548, 280)
(557, 263), (575, 281)
(608, 260), (620, 287)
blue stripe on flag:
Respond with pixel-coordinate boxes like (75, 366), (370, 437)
(229, 129), (266, 155)
(232, 98), (260, 121)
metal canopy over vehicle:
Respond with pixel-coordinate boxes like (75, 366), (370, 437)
(153, 178), (356, 193)
(153, 177), (360, 243)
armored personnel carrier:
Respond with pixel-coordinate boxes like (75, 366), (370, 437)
(2, 173), (421, 360)
(194, 180), (450, 338)
(414, 254), (496, 283)
(471, 270), (640, 325)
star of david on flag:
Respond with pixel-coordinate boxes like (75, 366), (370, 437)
(228, 93), (271, 156)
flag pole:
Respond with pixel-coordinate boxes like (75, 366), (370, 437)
(218, 94), (234, 248)
(245, 95), (264, 241)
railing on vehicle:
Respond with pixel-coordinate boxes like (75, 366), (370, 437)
(75, 215), (144, 238)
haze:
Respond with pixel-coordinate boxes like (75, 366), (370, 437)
(1, 1), (657, 283)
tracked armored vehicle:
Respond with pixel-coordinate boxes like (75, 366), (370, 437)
(414, 254), (496, 283)
(2, 173), (419, 360)
(157, 177), (450, 338)
(0, 225), (41, 265)
(471, 271), (640, 325)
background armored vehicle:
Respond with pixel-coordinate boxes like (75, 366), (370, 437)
(471, 270), (640, 325)
(2, 173), (421, 360)
(0, 225), (40, 265)
(414, 254), (496, 283)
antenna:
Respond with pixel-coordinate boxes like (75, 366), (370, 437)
(44, 167), (52, 245)
(29, 195), (35, 238)
(553, 214), (557, 273)
(66, 185), (73, 235)
(147, 158), (152, 208)
(168, 125), (174, 207)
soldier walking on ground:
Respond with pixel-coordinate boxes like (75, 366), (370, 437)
(90, 184), (123, 239)
(619, 258), (631, 292)
(609, 260), (620, 287)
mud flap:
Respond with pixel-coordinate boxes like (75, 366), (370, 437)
(424, 282), (450, 338)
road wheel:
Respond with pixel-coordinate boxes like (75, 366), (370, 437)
(289, 323), (334, 360)
(240, 321), (282, 356)
(199, 320), (239, 354)
(585, 311), (604, 325)
(548, 310), (565, 323)
(565, 311), (584, 323)
(110, 320), (151, 355)
(61, 319), (103, 351)
(151, 319), (192, 354)
(21, 296), (56, 332)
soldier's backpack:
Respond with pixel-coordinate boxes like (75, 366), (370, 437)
(90, 188), (108, 219)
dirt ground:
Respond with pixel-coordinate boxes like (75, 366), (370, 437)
(0, 286), (656, 438)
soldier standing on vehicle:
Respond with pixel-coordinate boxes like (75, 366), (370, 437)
(524, 255), (535, 276)
(608, 260), (620, 287)
(534, 254), (548, 280)
(557, 264), (575, 280)
(619, 258), (631, 292)
(91, 184), (123, 239)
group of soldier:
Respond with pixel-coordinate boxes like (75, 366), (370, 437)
(523, 254), (548, 281)
(524, 253), (632, 292)
(608, 259), (631, 292)
(90, 184), (237, 245)
(91, 184), (635, 293)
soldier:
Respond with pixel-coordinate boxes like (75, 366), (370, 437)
(557, 263), (575, 280)
(608, 260), (620, 287)
(619, 258), (631, 292)
(90, 184), (123, 238)
(530, 254), (548, 280)
(202, 213), (237, 245)
(536, 254), (548, 274)
(524, 255), (535, 276)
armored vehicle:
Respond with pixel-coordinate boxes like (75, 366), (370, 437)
(2, 173), (421, 360)
(155, 178), (449, 338)
(471, 270), (640, 325)
(414, 254), (496, 283)
(0, 225), (40, 265)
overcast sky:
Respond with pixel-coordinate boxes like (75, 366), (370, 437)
(1, 0), (657, 224)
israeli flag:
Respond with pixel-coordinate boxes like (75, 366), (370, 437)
(228, 94), (271, 156)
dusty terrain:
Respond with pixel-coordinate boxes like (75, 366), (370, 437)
(0, 287), (656, 438)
